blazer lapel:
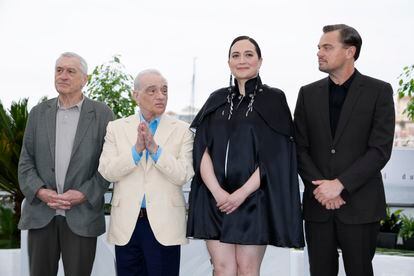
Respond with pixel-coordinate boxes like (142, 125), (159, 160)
(333, 71), (363, 145)
(45, 99), (58, 164)
(317, 78), (333, 143)
(146, 114), (175, 171)
(70, 98), (94, 159)
(124, 115), (147, 170)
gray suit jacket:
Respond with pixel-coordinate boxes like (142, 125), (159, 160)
(18, 96), (114, 237)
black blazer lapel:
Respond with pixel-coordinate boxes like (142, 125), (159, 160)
(70, 97), (94, 159)
(317, 78), (333, 143)
(45, 99), (58, 164)
(333, 71), (364, 145)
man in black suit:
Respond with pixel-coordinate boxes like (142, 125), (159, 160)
(294, 24), (395, 276)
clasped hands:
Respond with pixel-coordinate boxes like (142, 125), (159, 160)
(312, 178), (346, 210)
(212, 178), (346, 213)
(213, 187), (248, 215)
(36, 188), (86, 210)
(135, 122), (158, 154)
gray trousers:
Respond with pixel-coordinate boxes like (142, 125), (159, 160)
(28, 216), (97, 276)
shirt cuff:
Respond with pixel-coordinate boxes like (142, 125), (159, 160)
(149, 146), (162, 163)
(131, 146), (143, 165)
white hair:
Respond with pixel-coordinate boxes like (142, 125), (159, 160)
(56, 52), (88, 75)
(133, 69), (167, 91)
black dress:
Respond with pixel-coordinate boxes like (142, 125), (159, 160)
(187, 77), (304, 248)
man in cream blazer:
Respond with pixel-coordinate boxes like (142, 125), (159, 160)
(98, 69), (194, 276)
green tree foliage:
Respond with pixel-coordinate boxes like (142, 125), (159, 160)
(397, 64), (414, 120)
(86, 56), (136, 118)
(0, 206), (19, 248)
(380, 208), (403, 233)
(0, 98), (28, 247)
(400, 214), (414, 240)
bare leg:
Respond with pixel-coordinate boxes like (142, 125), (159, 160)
(206, 240), (237, 276)
(235, 244), (266, 276)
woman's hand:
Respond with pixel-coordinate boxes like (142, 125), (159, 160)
(218, 168), (260, 214)
(213, 188), (230, 207)
(218, 188), (248, 214)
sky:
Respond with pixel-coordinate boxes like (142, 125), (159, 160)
(0, 0), (413, 113)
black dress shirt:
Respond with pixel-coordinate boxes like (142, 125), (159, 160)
(329, 71), (356, 137)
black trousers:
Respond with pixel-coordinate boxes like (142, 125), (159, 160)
(305, 216), (379, 276)
(28, 216), (97, 276)
(115, 215), (180, 276)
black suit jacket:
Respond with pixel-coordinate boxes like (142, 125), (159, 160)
(294, 70), (395, 224)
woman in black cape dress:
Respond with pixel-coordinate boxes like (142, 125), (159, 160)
(186, 36), (304, 275)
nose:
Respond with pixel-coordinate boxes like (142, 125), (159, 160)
(58, 70), (69, 79)
(317, 49), (323, 58)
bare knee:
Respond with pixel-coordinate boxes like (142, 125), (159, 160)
(237, 261), (260, 276)
(206, 240), (237, 276)
(212, 260), (237, 276)
(235, 245), (266, 276)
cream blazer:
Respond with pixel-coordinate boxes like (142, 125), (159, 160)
(98, 114), (194, 246)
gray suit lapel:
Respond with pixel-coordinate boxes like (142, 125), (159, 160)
(71, 97), (94, 159)
(45, 99), (58, 164)
(333, 71), (363, 145)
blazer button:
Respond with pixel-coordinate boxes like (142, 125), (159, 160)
(331, 149), (336, 154)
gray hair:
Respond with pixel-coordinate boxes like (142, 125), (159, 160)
(56, 52), (88, 75)
(134, 69), (167, 91)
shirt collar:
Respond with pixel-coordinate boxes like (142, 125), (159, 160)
(234, 76), (261, 95)
(329, 70), (357, 90)
(57, 95), (84, 111)
(139, 112), (160, 125)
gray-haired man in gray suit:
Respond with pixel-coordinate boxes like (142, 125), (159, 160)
(18, 52), (114, 276)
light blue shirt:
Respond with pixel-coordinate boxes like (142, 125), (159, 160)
(131, 113), (162, 208)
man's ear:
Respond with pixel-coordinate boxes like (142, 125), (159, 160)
(133, 90), (140, 105)
(347, 46), (356, 60)
(81, 74), (88, 87)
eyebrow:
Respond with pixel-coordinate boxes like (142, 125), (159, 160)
(145, 85), (157, 90)
(318, 43), (333, 48)
(231, 50), (255, 54)
(145, 84), (168, 90)
(56, 66), (78, 71)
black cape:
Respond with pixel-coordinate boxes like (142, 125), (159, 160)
(186, 77), (304, 248)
